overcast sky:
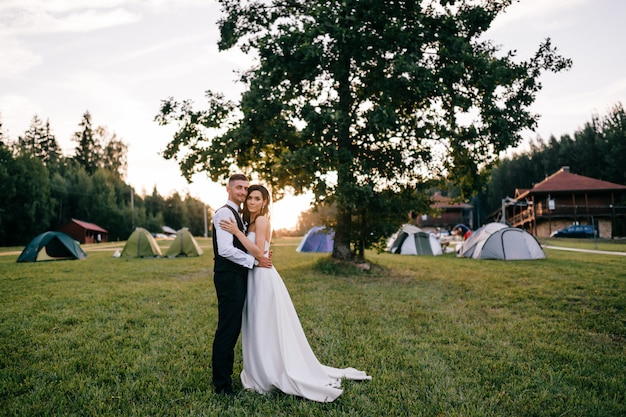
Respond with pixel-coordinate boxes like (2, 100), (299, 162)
(1, 0), (624, 229)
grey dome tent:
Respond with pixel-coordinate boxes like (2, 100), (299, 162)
(296, 226), (334, 252)
(17, 231), (87, 262)
(387, 224), (443, 256)
(166, 228), (203, 257)
(457, 222), (507, 258)
(458, 222), (545, 260)
(121, 227), (162, 258)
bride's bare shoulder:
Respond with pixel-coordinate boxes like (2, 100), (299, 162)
(255, 215), (270, 227)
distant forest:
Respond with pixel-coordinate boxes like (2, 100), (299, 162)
(0, 111), (208, 247)
(2, 104), (625, 247)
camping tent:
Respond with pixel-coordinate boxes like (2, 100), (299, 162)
(17, 231), (87, 262)
(296, 226), (334, 252)
(121, 227), (162, 258)
(457, 222), (507, 258)
(162, 225), (178, 236)
(387, 224), (443, 256)
(166, 228), (203, 257)
(457, 222), (545, 260)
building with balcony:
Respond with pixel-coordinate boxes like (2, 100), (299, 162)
(504, 167), (626, 238)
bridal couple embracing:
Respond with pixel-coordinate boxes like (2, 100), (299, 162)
(211, 173), (370, 402)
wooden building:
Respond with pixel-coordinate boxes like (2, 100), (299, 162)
(416, 192), (474, 231)
(505, 167), (626, 238)
(58, 219), (109, 244)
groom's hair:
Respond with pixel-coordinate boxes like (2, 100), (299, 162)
(228, 173), (248, 184)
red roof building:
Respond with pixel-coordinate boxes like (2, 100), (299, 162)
(58, 219), (108, 244)
(415, 192), (474, 231)
(505, 167), (626, 238)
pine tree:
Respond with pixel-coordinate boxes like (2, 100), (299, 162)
(73, 111), (101, 175)
(40, 119), (61, 166)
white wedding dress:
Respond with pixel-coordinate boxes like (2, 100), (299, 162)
(240, 233), (371, 402)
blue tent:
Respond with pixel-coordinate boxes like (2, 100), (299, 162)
(17, 231), (87, 262)
(296, 226), (334, 253)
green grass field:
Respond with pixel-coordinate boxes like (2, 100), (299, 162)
(1, 237), (624, 416)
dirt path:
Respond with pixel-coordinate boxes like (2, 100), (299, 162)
(544, 245), (626, 256)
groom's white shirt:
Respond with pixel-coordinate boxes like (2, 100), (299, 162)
(213, 200), (255, 269)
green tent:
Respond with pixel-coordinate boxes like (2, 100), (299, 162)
(166, 228), (203, 258)
(17, 231), (87, 262)
(121, 227), (162, 258)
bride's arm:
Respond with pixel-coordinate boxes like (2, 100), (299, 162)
(219, 218), (265, 259)
(254, 216), (270, 251)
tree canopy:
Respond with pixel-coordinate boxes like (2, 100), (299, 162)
(156, 0), (571, 260)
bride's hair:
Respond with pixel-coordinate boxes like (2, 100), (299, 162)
(243, 184), (271, 225)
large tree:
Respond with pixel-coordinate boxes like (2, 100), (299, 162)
(156, 0), (571, 260)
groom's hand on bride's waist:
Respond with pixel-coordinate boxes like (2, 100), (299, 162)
(256, 256), (272, 268)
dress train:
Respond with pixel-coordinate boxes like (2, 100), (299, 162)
(240, 235), (370, 402)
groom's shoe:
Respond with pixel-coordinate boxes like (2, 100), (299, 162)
(215, 387), (236, 397)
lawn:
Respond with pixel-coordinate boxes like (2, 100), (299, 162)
(0, 237), (624, 416)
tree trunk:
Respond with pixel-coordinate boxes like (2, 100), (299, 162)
(331, 31), (356, 261)
(332, 208), (352, 260)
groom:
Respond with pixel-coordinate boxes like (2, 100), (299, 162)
(211, 173), (271, 396)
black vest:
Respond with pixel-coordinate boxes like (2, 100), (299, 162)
(213, 205), (248, 273)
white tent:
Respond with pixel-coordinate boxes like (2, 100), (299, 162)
(387, 224), (443, 256)
(296, 226), (334, 252)
(458, 222), (545, 260)
(162, 225), (178, 235)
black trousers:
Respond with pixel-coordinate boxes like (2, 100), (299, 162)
(212, 270), (248, 392)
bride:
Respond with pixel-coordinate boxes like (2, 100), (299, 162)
(219, 184), (370, 402)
